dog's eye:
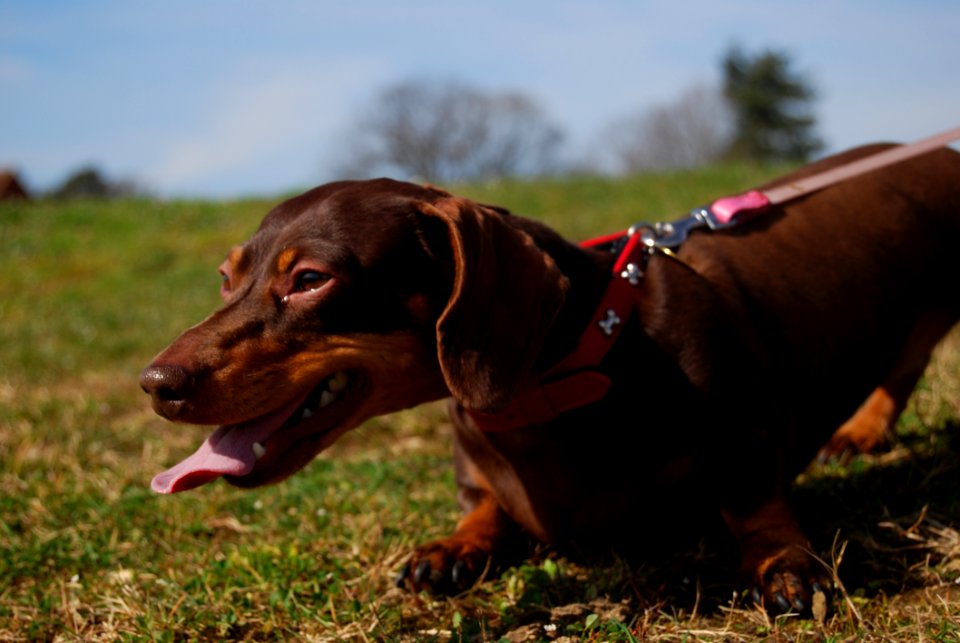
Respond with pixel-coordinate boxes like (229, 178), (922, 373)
(294, 270), (329, 293)
(219, 271), (231, 293)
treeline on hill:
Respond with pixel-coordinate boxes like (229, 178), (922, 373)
(40, 44), (821, 199)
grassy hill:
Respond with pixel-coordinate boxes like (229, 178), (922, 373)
(1, 167), (958, 641)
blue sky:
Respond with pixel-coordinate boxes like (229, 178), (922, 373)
(2, 1), (958, 197)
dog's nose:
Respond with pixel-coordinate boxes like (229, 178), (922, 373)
(139, 364), (195, 418)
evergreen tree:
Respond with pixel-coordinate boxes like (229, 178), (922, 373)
(51, 166), (113, 199)
(722, 46), (822, 162)
(49, 166), (140, 199)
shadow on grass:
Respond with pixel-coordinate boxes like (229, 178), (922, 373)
(795, 422), (960, 598)
(461, 424), (960, 637)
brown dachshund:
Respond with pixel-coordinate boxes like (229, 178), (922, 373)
(140, 143), (960, 614)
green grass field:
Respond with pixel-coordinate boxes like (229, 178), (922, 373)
(2, 167), (959, 641)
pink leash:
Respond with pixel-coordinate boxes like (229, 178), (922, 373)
(628, 125), (960, 251)
(709, 126), (960, 226)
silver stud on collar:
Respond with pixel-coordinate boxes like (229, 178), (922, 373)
(598, 309), (622, 336)
(620, 262), (642, 285)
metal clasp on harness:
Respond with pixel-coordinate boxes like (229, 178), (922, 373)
(600, 201), (742, 289)
(627, 202), (737, 252)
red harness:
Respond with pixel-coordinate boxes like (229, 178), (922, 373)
(467, 230), (651, 432)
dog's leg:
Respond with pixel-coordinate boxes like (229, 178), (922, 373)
(722, 313), (957, 611)
(721, 494), (829, 613)
(396, 440), (520, 594)
(819, 386), (904, 461)
(818, 312), (957, 462)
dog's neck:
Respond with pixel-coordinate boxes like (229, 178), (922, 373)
(505, 216), (617, 373)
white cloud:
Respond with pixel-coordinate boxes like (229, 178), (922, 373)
(146, 57), (387, 195)
(150, 77), (316, 186)
(0, 56), (30, 81)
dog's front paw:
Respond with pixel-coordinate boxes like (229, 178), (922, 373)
(817, 426), (889, 463)
(395, 536), (493, 594)
(746, 545), (831, 615)
(818, 392), (894, 463)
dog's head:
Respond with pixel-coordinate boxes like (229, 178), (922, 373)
(140, 179), (567, 492)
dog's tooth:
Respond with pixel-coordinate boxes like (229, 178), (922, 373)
(301, 407), (314, 420)
(319, 390), (336, 408)
(252, 442), (266, 460)
(328, 371), (349, 392)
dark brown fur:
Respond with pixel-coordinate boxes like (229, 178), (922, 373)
(141, 144), (960, 613)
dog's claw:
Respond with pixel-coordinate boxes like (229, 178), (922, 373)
(395, 563), (410, 588)
(774, 592), (791, 613)
(451, 559), (468, 587)
(414, 560), (431, 586)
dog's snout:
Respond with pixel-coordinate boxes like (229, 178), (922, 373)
(140, 364), (196, 418)
(140, 363), (195, 398)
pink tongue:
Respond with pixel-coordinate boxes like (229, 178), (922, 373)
(151, 393), (308, 494)
(151, 424), (256, 493)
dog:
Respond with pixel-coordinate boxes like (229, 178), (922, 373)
(140, 143), (960, 614)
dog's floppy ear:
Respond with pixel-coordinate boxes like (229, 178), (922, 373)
(415, 197), (568, 412)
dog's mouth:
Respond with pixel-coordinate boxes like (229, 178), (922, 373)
(151, 370), (364, 494)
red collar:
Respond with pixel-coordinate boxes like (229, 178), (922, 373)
(467, 230), (651, 432)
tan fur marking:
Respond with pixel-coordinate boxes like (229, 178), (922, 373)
(227, 246), (245, 268)
(821, 311), (957, 460)
(276, 248), (299, 274)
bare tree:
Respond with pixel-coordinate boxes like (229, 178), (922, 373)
(337, 79), (564, 182)
(606, 84), (733, 173)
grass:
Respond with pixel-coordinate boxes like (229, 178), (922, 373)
(1, 166), (959, 641)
